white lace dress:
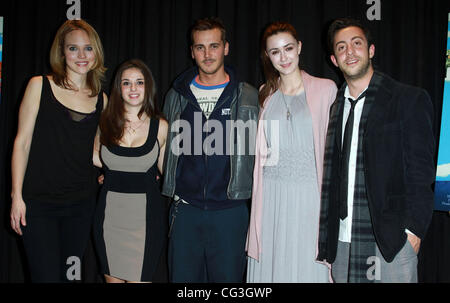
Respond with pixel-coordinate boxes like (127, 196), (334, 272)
(247, 90), (329, 283)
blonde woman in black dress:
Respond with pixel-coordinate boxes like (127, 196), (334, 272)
(10, 19), (107, 282)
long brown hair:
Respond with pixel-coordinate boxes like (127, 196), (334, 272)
(49, 19), (106, 97)
(99, 59), (163, 146)
(259, 22), (300, 106)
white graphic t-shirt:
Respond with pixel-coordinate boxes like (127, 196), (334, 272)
(190, 75), (230, 119)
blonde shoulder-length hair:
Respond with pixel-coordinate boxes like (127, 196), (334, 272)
(49, 19), (106, 97)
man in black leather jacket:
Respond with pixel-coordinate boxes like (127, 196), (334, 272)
(162, 17), (259, 282)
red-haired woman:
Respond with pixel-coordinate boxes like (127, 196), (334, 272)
(10, 19), (107, 282)
(92, 59), (168, 283)
(246, 22), (337, 282)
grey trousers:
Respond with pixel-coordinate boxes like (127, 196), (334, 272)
(332, 239), (418, 283)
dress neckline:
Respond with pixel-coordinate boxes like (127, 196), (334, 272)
(116, 119), (152, 149)
(46, 76), (99, 116)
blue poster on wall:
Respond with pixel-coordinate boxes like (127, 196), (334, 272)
(434, 13), (450, 211)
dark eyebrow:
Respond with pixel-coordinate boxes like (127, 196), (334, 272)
(267, 42), (295, 53)
(66, 43), (93, 47)
(335, 36), (365, 47)
(121, 78), (145, 81)
(194, 42), (221, 48)
(351, 36), (365, 42)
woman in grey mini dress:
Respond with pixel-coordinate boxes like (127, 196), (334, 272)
(246, 22), (337, 282)
(93, 59), (168, 283)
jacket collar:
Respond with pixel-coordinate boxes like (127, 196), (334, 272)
(172, 65), (239, 101)
(364, 71), (394, 134)
(333, 71), (392, 149)
(334, 70), (391, 149)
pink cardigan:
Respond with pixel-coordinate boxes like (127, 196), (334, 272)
(246, 70), (337, 263)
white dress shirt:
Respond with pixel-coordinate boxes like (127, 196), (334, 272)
(338, 86), (367, 243)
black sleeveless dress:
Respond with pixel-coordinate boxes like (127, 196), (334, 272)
(20, 75), (103, 282)
(23, 75), (102, 204)
(93, 118), (168, 282)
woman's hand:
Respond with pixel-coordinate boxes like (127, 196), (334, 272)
(10, 196), (27, 236)
(98, 174), (104, 185)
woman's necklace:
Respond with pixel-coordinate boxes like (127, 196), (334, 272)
(280, 92), (291, 120)
(279, 81), (303, 120)
(125, 116), (147, 134)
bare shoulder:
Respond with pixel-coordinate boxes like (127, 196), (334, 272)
(22, 76), (44, 105)
(16, 76), (44, 133)
(158, 118), (169, 134)
(27, 76), (44, 90)
(156, 118), (168, 147)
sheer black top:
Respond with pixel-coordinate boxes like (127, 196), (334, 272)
(22, 76), (103, 203)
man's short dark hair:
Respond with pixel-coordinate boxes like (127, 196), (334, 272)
(190, 17), (227, 45)
(327, 18), (373, 55)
